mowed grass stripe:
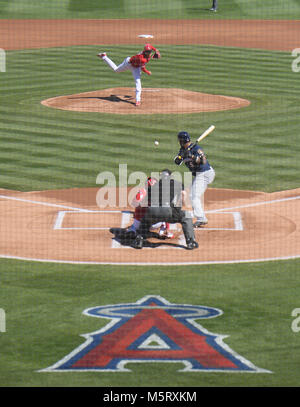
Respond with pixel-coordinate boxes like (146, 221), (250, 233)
(1, 45), (299, 191)
(4, 46), (297, 96)
(0, 0), (300, 19)
(1, 259), (300, 386)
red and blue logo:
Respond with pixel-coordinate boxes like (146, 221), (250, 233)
(41, 295), (270, 373)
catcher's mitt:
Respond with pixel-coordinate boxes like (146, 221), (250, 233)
(153, 50), (161, 59)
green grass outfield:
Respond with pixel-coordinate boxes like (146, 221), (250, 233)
(1, 259), (300, 387)
(0, 0), (300, 19)
(1, 1), (300, 389)
(0, 43), (300, 387)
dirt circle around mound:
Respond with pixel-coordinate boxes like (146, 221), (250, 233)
(0, 187), (300, 265)
(41, 88), (250, 115)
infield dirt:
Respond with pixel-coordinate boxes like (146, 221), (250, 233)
(1, 18), (300, 264)
(1, 187), (299, 264)
(2, 19), (299, 51)
(41, 87), (250, 114)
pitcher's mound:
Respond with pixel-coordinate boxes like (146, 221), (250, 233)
(41, 87), (250, 114)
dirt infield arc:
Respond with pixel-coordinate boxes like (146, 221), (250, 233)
(0, 187), (299, 265)
(2, 19), (300, 52)
(41, 88), (250, 115)
(2, 19), (300, 264)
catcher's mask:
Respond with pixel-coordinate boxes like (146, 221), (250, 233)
(177, 131), (191, 147)
(147, 177), (157, 187)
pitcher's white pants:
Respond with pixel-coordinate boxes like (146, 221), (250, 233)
(190, 168), (215, 222)
(102, 55), (142, 103)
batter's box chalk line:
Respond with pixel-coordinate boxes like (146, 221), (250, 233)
(52, 210), (243, 249)
(1, 192), (299, 261)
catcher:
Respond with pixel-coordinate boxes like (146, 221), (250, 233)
(133, 169), (198, 250)
(97, 44), (161, 106)
(125, 176), (174, 239)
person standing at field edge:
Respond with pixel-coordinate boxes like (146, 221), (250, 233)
(210, 0), (218, 11)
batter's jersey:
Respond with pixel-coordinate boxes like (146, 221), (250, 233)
(180, 143), (211, 175)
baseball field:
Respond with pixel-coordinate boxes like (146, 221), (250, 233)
(1, 0), (300, 390)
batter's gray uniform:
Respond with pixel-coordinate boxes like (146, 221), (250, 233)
(175, 132), (215, 227)
(211, 0), (218, 11)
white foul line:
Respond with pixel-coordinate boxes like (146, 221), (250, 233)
(207, 195), (300, 214)
(0, 194), (96, 213)
(1, 193), (299, 215)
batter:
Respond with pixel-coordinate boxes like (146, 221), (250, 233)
(174, 131), (215, 227)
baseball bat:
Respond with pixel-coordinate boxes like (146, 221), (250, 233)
(196, 125), (215, 143)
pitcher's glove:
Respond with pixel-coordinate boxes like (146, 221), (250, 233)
(153, 50), (161, 59)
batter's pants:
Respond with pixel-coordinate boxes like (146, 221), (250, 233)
(212, 0), (218, 9)
(191, 167), (215, 222)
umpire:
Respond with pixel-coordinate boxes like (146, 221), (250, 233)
(133, 169), (198, 250)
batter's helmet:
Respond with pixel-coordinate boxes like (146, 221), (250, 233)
(177, 131), (191, 146)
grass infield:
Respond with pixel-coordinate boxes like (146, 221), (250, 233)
(1, 44), (299, 192)
(0, 0), (300, 19)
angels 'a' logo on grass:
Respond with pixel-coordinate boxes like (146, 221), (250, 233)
(40, 295), (271, 373)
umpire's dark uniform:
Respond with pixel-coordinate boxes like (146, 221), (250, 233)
(133, 170), (198, 250)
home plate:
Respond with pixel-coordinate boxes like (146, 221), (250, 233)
(138, 34), (154, 38)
